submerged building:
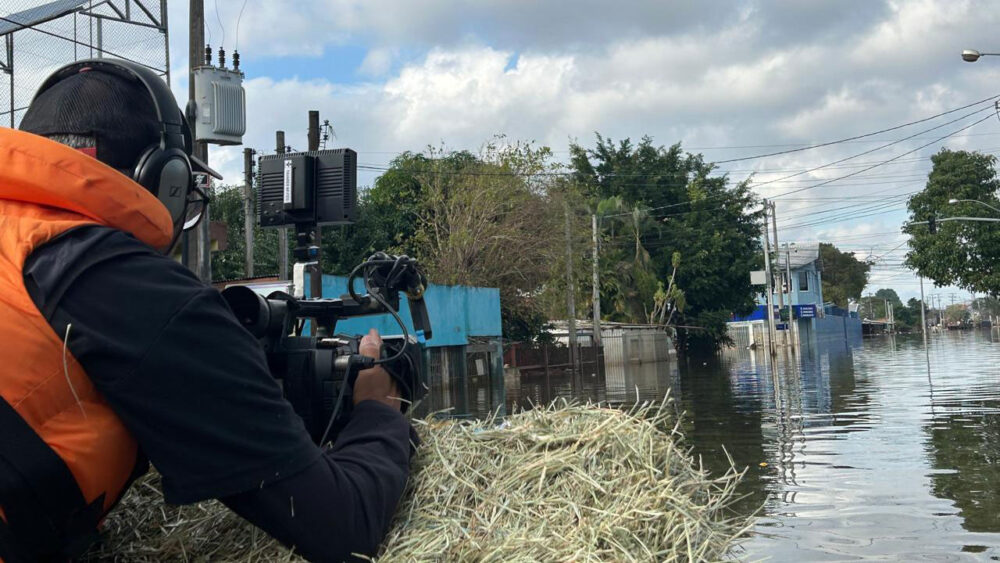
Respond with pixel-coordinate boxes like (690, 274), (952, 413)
(727, 244), (862, 350)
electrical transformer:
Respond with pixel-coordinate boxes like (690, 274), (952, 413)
(191, 65), (246, 145)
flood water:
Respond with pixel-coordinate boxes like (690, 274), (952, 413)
(500, 330), (1000, 560)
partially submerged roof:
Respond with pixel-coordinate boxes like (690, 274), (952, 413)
(0, 0), (88, 37)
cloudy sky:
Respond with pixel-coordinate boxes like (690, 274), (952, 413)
(8, 0), (1000, 302)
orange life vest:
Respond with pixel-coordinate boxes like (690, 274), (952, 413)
(0, 127), (173, 559)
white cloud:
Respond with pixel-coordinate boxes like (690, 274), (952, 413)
(161, 0), (999, 302)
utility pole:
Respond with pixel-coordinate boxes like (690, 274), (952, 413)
(243, 147), (256, 277)
(868, 293), (873, 319)
(784, 244), (794, 349)
(564, 203), (578, 374)
(276, 131), (289, 280)
(187, 0), (211, 281)
(306, 110), (323, 297)
(768, 200), (786, 346)
(762, 226), (777, 356)
(308, 110), (322, 254)
(592, 214), (602, 348)
(919, 276), (928, 346)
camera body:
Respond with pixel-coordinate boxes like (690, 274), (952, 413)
(222, 254), (432, 444)
(242, 147), (431, 443)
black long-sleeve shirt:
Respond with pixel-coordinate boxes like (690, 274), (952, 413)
(23, 226), (413, 562)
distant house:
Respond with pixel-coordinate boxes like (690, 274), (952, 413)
(728, 244), (861, 350)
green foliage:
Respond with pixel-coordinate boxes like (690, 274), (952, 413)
(860, 288), (918, 330)
(945, 304), (971, 324)
(819, 243), (870, 307)
(571, 134), (764, 351)
(330, 138), (568, 341)
(321, 152), (427, 275)
(208, 185), (281, 280)
(904, 149), (1000, 294)
(974, 296), (1000, 318)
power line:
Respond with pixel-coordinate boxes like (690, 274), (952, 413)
(712, 94), (1000, 164)
(235, 0), (249, 51)
(781, 203), (907, 230)
(770, 112), (996, 199)
(215, 0), (226, 49)
(754, 105), (994, 192)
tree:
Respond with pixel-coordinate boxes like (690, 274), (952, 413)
(321, 152), (428, 275)
(904, 149), (1000, 294)
(408, 139), (571, 342)
(209, 184), (280, 280)
(570, 134), (764, 351)
(819, 243), (870, 308)
(870, 288), (916, 331)
(944, 304), (971, 324)
(974, 296), (1000, 318)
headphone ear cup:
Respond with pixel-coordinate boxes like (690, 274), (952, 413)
(133, 144), (159, 192)
(134, 145), (193, 226)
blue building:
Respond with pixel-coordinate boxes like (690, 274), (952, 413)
(728, 244), (861, 350)
(222, 275), (506, 419)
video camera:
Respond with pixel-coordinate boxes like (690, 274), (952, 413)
(221, 149), (431, 445)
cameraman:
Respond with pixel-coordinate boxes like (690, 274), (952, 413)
(0, 60), (414, 562)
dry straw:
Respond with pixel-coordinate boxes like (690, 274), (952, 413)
(84, 398), (753, 562)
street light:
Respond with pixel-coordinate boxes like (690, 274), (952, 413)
(948, 198), (1000, 214)
(962, 49), (1000, 62)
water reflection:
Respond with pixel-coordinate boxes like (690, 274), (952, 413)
(498, 331), (1000, 558)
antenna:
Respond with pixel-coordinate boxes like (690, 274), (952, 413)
(321, 120), (337, 149)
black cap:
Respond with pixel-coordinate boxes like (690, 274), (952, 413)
(19, 66), (221, 180)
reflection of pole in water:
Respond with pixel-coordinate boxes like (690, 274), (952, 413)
(770, 350), (801, 489)
(919, 277), (929, 347)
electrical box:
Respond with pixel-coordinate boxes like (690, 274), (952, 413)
(258, 149), (358, 228)
(191, 66), (246, 145)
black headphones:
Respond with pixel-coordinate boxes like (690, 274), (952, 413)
(33, 58), (194, 230)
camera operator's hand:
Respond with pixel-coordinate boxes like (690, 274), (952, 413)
(354, 329), (402, 411)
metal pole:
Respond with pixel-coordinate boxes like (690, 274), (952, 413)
(162, 0), (171, 85)
(564, 202), (578, 374)
(243, 147), (255, 278)
(762, 226), (777, 356)
(6, 35), (13, 128)
(785, 245), (794, 349)
(188, 0), (211, 281)
(96, 17), (102, 58)
(276, 131), (289, 280)
(769, 201), (786, 346)
(592, 213), (602, 348)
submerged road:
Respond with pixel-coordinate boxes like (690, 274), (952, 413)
(498, 331), (1000, 559)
